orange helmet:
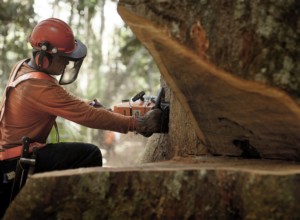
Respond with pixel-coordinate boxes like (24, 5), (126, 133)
(28, 18), (87, 84)
(29, 18), (87, 60)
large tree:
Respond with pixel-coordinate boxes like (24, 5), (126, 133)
(117, 0), (300, 162)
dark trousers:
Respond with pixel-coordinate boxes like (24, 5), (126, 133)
(35, 142), (102, 172)
(0, 142), (102, 218)
(0, 158), (18, 219)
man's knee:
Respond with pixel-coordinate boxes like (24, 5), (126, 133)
(35, 142), (103, 172)
(85, 143), (103, 167)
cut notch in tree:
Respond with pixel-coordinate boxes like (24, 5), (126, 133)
(117, 5), (300, 161)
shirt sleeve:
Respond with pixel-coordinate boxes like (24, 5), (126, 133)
(24, 80), (133, 133)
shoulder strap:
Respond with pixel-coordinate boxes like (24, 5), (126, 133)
(0, 59), (27, 121)
(8, 72), (57, 88)
(0, 62), (61, 145)
(0, 61), (57, 121)
(6, 59), (28, 87)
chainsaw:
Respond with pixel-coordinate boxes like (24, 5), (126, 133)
(113, 88), (169, 133)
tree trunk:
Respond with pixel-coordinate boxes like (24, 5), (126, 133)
(117, 0), (300, 161)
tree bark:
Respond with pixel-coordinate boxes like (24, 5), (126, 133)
(117, 0), (300, 161)
(4, 159), (300, 220)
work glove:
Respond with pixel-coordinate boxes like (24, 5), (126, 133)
(136, 108), (162, 137)
(90, 99), (112, 111)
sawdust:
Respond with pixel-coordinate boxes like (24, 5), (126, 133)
(102, 133), (147, 167)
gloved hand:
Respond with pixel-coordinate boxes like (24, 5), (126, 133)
(136, 108), (162, 137)
(90, 99), (112, 111)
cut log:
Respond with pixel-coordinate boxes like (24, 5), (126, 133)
(4, 158), (300, 220)
(117, 6), (300, 161)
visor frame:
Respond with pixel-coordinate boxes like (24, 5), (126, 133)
(58, 39), (87, 61)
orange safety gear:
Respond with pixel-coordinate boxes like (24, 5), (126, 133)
(105, 131), (116, 146)
(0, 142), (46, 161)
(28, 18), (87, 84)
(29, 18), (86, 59)
(0, 59), (135, 151)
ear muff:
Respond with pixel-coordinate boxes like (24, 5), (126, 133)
(34, 51), (52, 69)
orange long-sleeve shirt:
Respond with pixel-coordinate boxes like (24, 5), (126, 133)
(0, 60), (134, 148)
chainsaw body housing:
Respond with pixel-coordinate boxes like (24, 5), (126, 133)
(113, 89), (169, 133)
(113, 97), (155, 117)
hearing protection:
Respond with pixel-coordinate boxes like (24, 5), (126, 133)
(33, 41), (58, 69)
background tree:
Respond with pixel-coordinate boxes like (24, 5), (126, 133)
(0, 0), (34, 91)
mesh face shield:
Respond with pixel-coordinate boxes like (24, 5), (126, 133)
(58, 39), (87, 85)
(58, 58), (84, 85)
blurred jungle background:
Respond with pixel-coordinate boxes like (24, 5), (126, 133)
(0, 0), (160, 165)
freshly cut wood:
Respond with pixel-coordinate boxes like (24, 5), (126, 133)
(118, 6), (300, 161)
(4, 159), (300, 220)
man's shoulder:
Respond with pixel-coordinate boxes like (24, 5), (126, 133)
(11, 72), (58, 88)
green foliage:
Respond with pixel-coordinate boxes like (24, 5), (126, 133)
(114, 25), (160, 98)
(76, 0), (99, 16)
(119, 26), (142, 65)
(0, 0), (35, 92)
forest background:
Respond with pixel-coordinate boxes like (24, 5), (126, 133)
(0, 0), (160, 164)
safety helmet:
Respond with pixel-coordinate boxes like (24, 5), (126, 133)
(28, 18), (87, 85)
